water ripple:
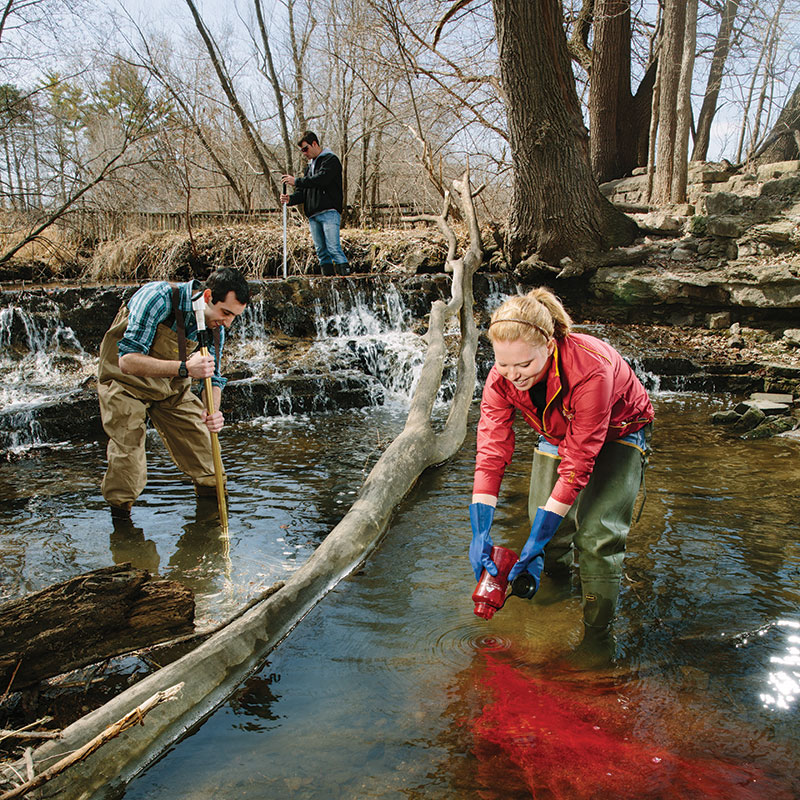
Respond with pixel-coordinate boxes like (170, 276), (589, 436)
(432, 621), (514, 668)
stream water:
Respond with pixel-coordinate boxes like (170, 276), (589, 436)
(1, 283), (799, 798)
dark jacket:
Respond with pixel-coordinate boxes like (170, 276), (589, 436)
(287, 150), (343, 217)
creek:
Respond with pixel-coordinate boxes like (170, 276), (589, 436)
(0, 278), (798, 797)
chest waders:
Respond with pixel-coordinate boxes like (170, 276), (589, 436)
(526, 427), (651, 632)
(97, 289), (221, 510)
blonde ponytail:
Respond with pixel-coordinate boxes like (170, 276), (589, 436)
(488, 287), (572, 345)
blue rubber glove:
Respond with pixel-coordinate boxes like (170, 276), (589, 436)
(507, 507), (564, 590)
(469, 502), (497, 581)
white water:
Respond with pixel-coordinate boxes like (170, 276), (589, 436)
(0, 304), (93, 410)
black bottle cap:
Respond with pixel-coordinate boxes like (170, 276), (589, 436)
(510, 573), (537, 599)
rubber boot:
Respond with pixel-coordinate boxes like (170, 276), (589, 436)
(108, 502), (132, 520)
(320, 262), (335, 276)
(527, 446), (576, 580)
(573, 438), (646, 629)
(335, 262), (351, 276)
(194, 482), (221, 498)
(580, 577), (621, 630)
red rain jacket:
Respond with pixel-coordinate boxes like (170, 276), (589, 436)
(473, 332), (654, 506)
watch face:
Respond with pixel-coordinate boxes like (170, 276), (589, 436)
(179, 362), (188, 377)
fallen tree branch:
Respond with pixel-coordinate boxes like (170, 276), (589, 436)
(0, 719), (57, 745)
(0, 684), (183, 800)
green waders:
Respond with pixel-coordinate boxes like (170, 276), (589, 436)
(527, 432), (649, 631)
(97, 303), (220, 510)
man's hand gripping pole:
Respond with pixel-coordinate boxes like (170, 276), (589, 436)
(192, 289), (229, 535)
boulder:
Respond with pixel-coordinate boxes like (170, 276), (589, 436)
(731, 406), (766, 431)
(740, 415), (797, 439)
(734, 399), (790, 416)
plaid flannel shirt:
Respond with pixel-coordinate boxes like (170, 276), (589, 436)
(118, 279), (227, 389)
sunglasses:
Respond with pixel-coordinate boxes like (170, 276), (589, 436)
(299, 144), (310, 152)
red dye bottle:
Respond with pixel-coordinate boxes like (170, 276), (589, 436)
(472, 546), (518, 620)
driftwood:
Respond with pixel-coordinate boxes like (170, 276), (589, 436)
(0, 564), (194, 692)
(0, 683), (183, 800)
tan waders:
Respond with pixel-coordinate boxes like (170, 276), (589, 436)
(97, 303), (221, 510)
(527, 432), (649, 632)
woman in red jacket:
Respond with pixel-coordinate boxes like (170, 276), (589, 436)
(470, 287), (653, 640)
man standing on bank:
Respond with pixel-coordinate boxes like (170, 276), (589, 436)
(97, 267), (250, 519)
(281, 131), (350, 276)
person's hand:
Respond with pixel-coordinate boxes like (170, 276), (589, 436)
(281, 174), (295, 187)
(186, 351), (215, 379)
(201, 409), (224, 433)
(507, 507), (563, 589)
(469, 502), (497, 581)
(280, 193), (290, 204)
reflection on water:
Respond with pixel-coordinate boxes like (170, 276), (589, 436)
(113, 394), (800, 799)
(1, 394), (799, 797)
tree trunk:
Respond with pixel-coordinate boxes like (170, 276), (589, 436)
(0, 564), (194, 692)
(590, 0), (627, 183)
(253, 0), (294, 174)
(183, 0), (281, 205)
(671, 0), (698, 202)
(492, 0), (637, 265)
(753, 80), (800, 163)
(652, 0), (686, 204)
(691, 0), (739, 161)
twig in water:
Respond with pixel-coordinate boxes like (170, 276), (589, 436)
(0, 683), (184, 800)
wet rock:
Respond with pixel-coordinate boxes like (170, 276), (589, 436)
(710, 410), (741, 425)
(740, 415), (797, 440)
(731, 406), (766, 431)
(734, 399), (790, 416)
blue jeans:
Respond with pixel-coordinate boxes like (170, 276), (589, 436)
(308, 209), (348, 265)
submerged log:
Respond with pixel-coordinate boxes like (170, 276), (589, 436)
(0, 565), (194, 692)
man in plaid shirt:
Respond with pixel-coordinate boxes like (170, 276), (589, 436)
(97, 267), (249, 519)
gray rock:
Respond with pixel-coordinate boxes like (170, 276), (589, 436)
(707, 216), (745, 238)
(740, 416), (798, 439)
(731, 406), (766, 431)
(734, 399), (790, 416)
(704, 192), (742, 216)
(706, 312), (731, 330)
(750, 392), (795, 404)
(670, 248), (694, 261)
(710, 409), (742, 425)
(783, 329), (800, 348)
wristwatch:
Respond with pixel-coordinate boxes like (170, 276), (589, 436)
(178, 360), (188, 378)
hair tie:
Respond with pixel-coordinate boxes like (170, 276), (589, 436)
(488, 318), (550, 340)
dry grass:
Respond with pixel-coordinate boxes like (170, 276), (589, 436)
(88, 220), (461, 281)
(0, 212), (82, 275)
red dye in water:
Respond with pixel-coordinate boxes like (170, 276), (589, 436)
(470, 655), (791, 799)
(472, 546), (518, 620)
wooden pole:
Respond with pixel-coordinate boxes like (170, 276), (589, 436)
(191, 290), (229, 537)
(199, 357), (228, 536)
(282, 182), (288, 279)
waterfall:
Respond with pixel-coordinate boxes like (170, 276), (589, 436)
(0, 303), (92, 411)
(309, 281), (434, 406)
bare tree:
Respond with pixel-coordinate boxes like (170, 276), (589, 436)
(589, 0), (658, 182)
(692, 0), (740, 161)
(751, 78), (800, 162)
(490, 0), (638, 265)
(670, 0), (698, 202)
(183, 0), (282, 204)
